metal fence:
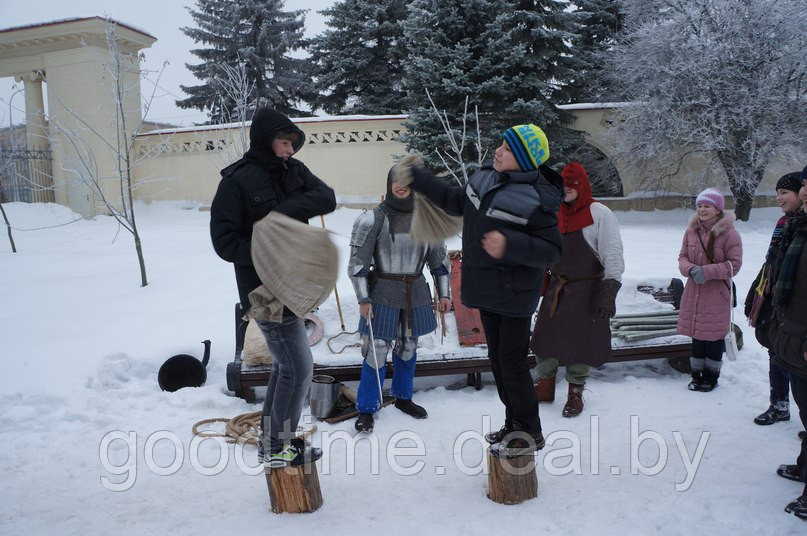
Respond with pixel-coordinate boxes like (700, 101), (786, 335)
(0, 149), (54, 203)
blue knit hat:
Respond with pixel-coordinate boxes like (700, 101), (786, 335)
(502, 124), (550, 171)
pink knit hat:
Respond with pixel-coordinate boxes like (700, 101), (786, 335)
(695, 188), (724, 212)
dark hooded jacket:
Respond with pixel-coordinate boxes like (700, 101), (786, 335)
(409, 162), (563, 316)
(210, 108), (336, 310)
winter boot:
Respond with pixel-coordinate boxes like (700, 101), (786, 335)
(485, 422), (513, 444)
(754, 404), (790, 425)
(777, 464), (805, 483)
(562, 383), (585, 418)
(784, 493), (807, 520)
(394, 398), (428, 419)
(536, 376), (556, 402)
(699, 359), (722, 392)
(688, 357), (705, 391)
(264, 437), (322, 468)
(355, 412), (374, 433)
(489, 429), (546, 458)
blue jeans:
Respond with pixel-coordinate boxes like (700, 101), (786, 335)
(255, 315), (313, 453)
(356, 352), (417, 414)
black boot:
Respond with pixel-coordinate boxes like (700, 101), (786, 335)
(489, 430), (546, 458)
(754, 404), (790, 425)
(355, 413), (374, 433)
(785, 493), (807, 520)
(688, 371), (704, 391)
(394, 398), (428, 419)
(485, 423), (513, 445)
(699, 367), (720, 392)
(777, 464), (806, 483)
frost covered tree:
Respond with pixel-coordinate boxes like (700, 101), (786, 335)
(307, 0), (411, 115)
(178, 0), (310, 122)
(402, 0), (581, 175)
(603, 0), (807, 220)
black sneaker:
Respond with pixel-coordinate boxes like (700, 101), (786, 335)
(754, 405), (790, 425)
(485, 423), (513, 445)
(489, 431), (546, 458)
(394, 399), (428, 419)
(777, 464), (805, 483)
(355, 413), (374, 433)
(784, 494), (807, 520)
(264, 438), (322, 468)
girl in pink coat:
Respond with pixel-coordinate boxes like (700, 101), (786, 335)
(677, 188), (743, 391)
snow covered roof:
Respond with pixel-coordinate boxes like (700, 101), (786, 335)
(0, 16), (156, 40)
(139, 114), (410, 137)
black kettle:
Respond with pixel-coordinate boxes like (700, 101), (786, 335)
(158, 340), (211, 392)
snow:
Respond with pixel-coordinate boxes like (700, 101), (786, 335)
(1, 201), (804, 534)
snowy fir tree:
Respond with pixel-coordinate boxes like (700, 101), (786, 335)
(401, 0), (581, 175)
(306, 0), (411, 115)
(178, 0), (311, 122)
(603, 0), (807, 219)
(566, 0), (624, 102)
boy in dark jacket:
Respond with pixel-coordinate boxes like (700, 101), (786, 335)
(393, 124), (563, 456)
(210, 108), (336, 467)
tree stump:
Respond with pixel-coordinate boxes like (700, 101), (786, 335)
(265, 462), (323, 514)
(487, 448), (538, 505)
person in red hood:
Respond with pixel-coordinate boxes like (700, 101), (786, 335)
(530, 162), (625, 417)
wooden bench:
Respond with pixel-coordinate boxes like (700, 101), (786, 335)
(226, 304), (691, 402)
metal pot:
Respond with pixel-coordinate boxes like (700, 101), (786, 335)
(309, 374), (340, 419)
(158, 340), (211, 392)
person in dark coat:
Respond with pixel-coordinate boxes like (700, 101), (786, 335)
(768, 168), (807, 520)
(210, 108), (336, 468)
(746, 172), (803, 425)
(392, 124), (563, 456)
(530, 163), (625, 417)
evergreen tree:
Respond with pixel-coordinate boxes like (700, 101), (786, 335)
(567, 0), (624, 102)
(178, 0), (310, 123)
(307, 0), (411, 115)
(402, 0), (581, 174)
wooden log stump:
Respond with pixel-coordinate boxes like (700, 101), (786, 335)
(265, 462), (323, 514)
(487, 448), (538, 505)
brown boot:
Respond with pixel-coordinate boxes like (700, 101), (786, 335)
(562, 383), (585, 418)
(536, 376), (556, 402)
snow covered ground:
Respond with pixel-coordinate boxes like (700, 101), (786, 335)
(1, 201), (804, 534)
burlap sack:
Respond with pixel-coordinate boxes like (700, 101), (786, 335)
(248, 211), (338, 323)
(242, 319), (272, 366)
(410, 193), (463, 244)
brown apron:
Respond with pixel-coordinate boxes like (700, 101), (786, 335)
(530, 230), (612, 367)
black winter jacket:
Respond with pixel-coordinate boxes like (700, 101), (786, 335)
(410, 163), (563, 317)
(210, 111), (336, 310)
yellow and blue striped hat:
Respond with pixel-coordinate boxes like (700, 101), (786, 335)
(502, 124), (550, 171)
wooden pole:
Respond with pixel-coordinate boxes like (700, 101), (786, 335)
(319, 214), (345, 331)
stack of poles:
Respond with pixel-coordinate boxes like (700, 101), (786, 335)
(610, 310), (680, 343)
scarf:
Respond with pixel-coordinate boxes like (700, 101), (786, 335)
(557, 162), (595, 234)
(773, 209), (807, 307)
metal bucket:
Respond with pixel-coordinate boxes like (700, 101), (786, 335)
(309, 375), (340, 419)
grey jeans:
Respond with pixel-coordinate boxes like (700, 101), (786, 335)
(255, 315), (313, 452)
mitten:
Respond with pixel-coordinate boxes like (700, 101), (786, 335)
(598, 279), (622, 319)
(391, 153), (422, 187)
(689, 266), (706, 284)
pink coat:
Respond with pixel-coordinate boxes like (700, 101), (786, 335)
(677, 212), (743, 341)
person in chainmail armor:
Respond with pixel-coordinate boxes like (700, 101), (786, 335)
(348, 168), (452, 432)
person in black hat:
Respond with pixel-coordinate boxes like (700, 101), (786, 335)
(210, 108), (336, 468)
(747, 172), (803, 425)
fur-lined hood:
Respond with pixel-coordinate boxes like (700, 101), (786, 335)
(687, 211), (736, 236)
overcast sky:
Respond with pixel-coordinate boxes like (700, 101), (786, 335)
(0, 0), (336, 127)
